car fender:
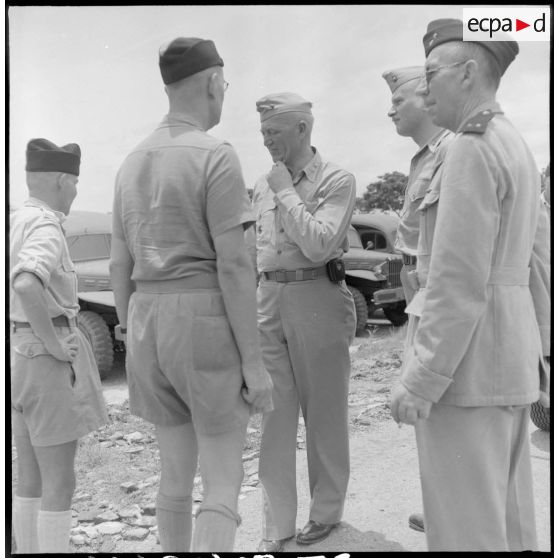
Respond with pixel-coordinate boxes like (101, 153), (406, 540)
(78, 290), (116, 309)
(345, 269), (384, 282)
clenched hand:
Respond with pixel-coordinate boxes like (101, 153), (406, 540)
(390, 382), (432, 425)
(267, 162), (293, 194)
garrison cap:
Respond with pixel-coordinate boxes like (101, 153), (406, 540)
(256, 92), (313, 122)
(159, 37), (224, 85)
(423, 18), (518, 76)
(382, 66), (424, 93)
(26, 138), (81, 176)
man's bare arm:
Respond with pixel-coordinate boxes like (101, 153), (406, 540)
(12, 272), (78, 362)
(109, 236), (135, 330)
(214, 225), (272, 412)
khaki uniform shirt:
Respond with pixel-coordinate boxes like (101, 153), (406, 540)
(395, 129), (453, 257)
(10, 198), (79, 321)
(112, 113), (254, 281)
(252, 149), (356, 271)
(402, 101), (549, 406)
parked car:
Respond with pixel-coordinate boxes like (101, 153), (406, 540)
(343, 212), (407, 333)
(65, 211), (120, 379)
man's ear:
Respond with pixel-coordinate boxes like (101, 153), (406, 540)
(462, 59), (478, 88)
(208, 72), (219, 98)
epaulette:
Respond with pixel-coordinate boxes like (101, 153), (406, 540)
(461, 109), (497, 134)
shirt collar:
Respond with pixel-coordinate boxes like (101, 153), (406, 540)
(160, 112), (204, 130)
(24, 197), (66, 223)
(457, 100), (503, 133)
(292, 147), (322, 184)
(412, 129), (451, 162)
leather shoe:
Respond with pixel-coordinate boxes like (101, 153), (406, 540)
(258, 537), (292, 552)
(408, 513), (425, 532)
(296, 520), (338, 545)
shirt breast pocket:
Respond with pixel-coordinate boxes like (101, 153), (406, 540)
(256, 198), (277, 243)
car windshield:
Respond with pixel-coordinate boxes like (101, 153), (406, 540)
(348, 228), (363, 249)
(67, 234), (111, 262)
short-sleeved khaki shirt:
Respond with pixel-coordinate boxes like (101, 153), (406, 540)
(113, 113), (254, 281)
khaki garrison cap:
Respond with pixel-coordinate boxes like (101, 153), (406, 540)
(256, 92), (313, 122)
(382, 66), (424, 93)
(422, 18), (519, 77)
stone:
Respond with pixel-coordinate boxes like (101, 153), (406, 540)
(120, 481), (139, 493)
(244, 460), (259, 476)
(94, 510), (119, 523)
(73, 492), (91, 502)
(124, 446), (144, 454)
(141, 503), (156, 516)
(70, 534), (86, 546)
(123, 527), (149, 541)
(125, 431), (144, 443)
(109, 431), (125, 440)
(118, 504), (142, 521)
(137, 515), (157, 528)
(78, 509), (103, 522)
(97, 521), (124, 535)
(99, 441), (113, 448)
(81, 526), (99, 539)
(144, 475), (159, 485)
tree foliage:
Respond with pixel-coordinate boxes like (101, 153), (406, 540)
(356, 171), (408, 216)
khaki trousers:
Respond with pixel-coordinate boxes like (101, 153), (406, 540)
(415, 404), (538, 551)
(400, 263), (417, 305)
(257, 277), (356, 539)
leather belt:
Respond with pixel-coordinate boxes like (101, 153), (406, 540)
(11, 315), (77, 331)
(402, 254), (417, 266)
(261, 267), (328, 283)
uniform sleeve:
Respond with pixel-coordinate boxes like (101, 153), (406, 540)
(274, 170), (356, 262)
(112, 172), (126, 241)
(10, 218), (63, 288)
(402, 137), (499, 402)
(529, 199), (551, 355)
(206, 143), (255, 238)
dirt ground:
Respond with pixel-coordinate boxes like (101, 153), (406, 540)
(10, 325), (551, 553)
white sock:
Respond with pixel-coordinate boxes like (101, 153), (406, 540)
(156, 493), (192, 552)
(12, 496), (41, 553)
(37, 509), (72, 553)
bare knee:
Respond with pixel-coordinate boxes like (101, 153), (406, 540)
(41, 473), (75, 510)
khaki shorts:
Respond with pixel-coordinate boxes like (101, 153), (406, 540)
(11, 326), (109, 447)
(126, 289), (249, 434)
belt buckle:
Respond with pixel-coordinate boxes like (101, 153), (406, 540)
(276, 270), (287, 282)
(295, 269), (304, 281)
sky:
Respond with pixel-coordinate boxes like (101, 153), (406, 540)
(8, 4), (551, 213)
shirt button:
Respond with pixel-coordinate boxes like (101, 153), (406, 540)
(277, 250), (282, 255)
(279, 228), (284, 233)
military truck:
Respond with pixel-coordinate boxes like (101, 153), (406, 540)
(65, 211), (119, 379)
(343, 213), (407, 334)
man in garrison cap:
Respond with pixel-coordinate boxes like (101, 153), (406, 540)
(110, 38), (272, 552)
(390, 19), (550, 551)
(10, 139), (108, 553)
(251, 92), (356, 551)
(381, 66), (453, 534)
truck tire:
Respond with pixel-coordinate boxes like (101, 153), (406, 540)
(383, 301), (408, 327)
(77, 310), (114, 380)
(347, 286), (368, 335)
(530, 401), (550, 431)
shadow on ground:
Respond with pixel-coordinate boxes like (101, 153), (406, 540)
(275, 521), (406, 553)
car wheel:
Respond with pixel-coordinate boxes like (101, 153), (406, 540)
(77, 310), (114, 380)
(383, 301), (408, 327)
(530, 401), (550, 431)
(347, 286), (368, 335)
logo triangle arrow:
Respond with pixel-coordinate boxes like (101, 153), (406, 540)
(516, 19), (530, 31)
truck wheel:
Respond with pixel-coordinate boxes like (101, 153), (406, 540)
(530, 401), (550, 431)
(383, 301), (408, 327)
(347, 286), (368, 335)
(77, 310), (114, 380)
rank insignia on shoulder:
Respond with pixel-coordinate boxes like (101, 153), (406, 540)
(461, 109), (497, 134)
